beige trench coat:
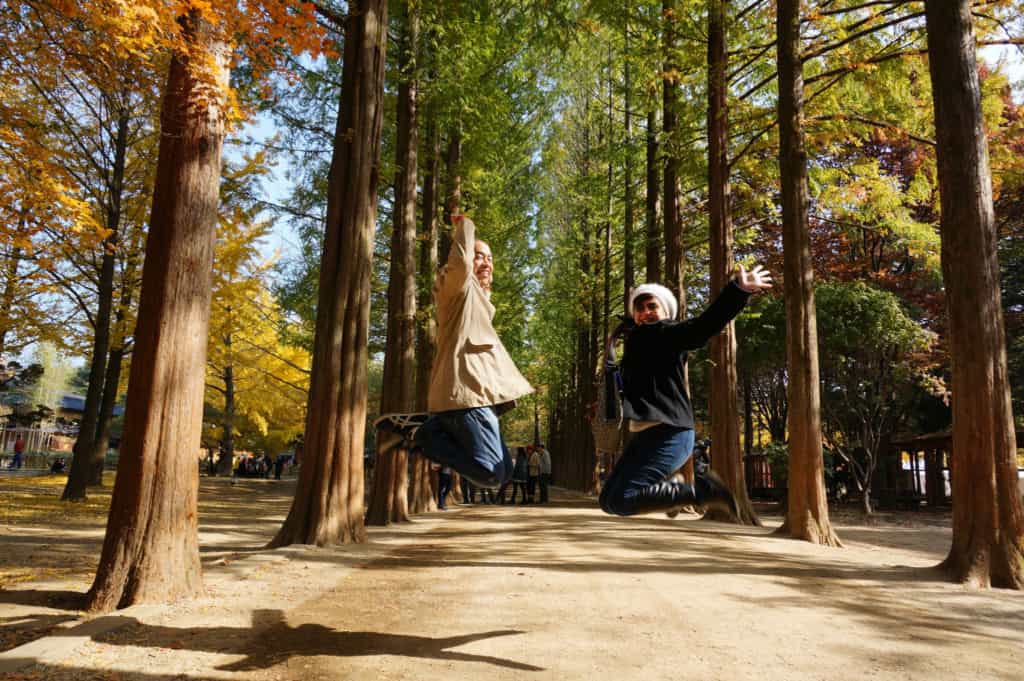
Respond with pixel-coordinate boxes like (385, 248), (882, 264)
(427, 217), (533, 413)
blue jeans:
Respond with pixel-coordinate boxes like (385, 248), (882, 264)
(599, 425), (695, 516)
(413, 407), (513, 488)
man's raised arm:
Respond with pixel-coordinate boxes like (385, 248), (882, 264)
(436, 215), (475, 297)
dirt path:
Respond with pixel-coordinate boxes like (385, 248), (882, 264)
(253, 497), (1023, 681)
(4, 489), (1023, 681)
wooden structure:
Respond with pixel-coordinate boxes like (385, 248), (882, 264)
(744, 452), (775, 498)
(885, 429), (1024, 508)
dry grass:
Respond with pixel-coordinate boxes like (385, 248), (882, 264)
(0, 475), (112, 523)
(0, 475), (112, 589)
(0, 473), (296, 590)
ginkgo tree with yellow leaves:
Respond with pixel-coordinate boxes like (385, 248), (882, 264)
(0, 77), (104, 360)
(205, 155), (310, 476)
(0, 4), (166, 500)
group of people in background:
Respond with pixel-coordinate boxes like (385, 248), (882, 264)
(437, 443), (552, 510)
(232, 453), (292, 480)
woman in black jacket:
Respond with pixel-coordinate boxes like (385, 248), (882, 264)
(598, 265), (772, 517)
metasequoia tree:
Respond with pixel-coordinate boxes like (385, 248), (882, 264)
(368, 0), (419, 526)
(645, 108), (661, 282)
(660, 0), (695, 490)
(409, 108), (440, 514)
(924, 0), (1024, 588)
(86, 0), (323, 609)
(271, 0), (388, 547)
(661, 0), (683, 306)
(88, 12), (231, 611)
(706, 0), (759, 525)
(622, 2), (635, 308)
(775, 0), (840, 546)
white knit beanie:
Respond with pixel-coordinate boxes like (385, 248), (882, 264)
(629, 283), (678, 320)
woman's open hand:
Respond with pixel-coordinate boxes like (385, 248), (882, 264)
(734, 264), (773, 293)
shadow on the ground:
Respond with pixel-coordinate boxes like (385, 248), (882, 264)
(6, 481), (1013, 676)
(0, 588), (84, 609)
(0, 589), (87, 653)
(0, 660), (215, 680)
(85, 608), (543, 673)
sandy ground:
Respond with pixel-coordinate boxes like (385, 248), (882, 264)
(2, 480), (1023, 681)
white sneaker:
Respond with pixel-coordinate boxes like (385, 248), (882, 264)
(373, 412), (429, 453)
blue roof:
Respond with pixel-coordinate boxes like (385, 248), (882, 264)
(61, 394), (86, 411)
(59, 394), (124, 416)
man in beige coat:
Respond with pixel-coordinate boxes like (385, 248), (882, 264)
(381, 215), (532, 487)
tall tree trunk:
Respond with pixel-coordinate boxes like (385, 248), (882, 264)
(219, 360), (236, 474)
(661, 0), (693, 492)
(706, 0), (759, 525)
(0, 242), (22, 358)
(775, 0), (840, 546)
(270, 0), (388, 548)
(584, 108), (599, 494)
(88, 341), (126, 486)
(743, 369), (753, 458)
(409, 108), (440, 515)
(604, 46), (614, 344)
(645, 109), (661, 283)
(87, 15), (228, 611)
(440, 124), (461, 260)
(63, 112), (129, 500)
(368, 0), (418, 526)
(623, 4), (635, 310)
(91, 232), (144, 481)
(925, 0), (1024, 588)
(662, 0), (683, 310)
(63, 246), (113, 497)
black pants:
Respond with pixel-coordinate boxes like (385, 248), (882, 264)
(460, 477), (475, 503)
(438, 473), (452, 508)
(539, 474), (550, 503)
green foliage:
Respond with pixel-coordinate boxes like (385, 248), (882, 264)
(31, 342), (72, 413)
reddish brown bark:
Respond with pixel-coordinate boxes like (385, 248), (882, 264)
(925, 0), (1024, 588)
(706, 0), (759, 526)
(775, 0), (840, 546)
(623, 4), (635, 310)
(407, 452), (437, 514)
(409, 109), (439, 515)
(86, 14), (228, 611)
(270, 0), (388, 547)
(367, 447), (409, 524)
(645, 108), (661, 284)
(439, 125), (461, 260)
(662, 0), (683, 308)
(368, 0), (418, 526)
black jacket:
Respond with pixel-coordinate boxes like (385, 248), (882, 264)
(621, 281), (750, 429)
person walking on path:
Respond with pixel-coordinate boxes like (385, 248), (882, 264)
(511, 447), (529, 504)
(527, 446), (541, 503)
(11, 435), (25, 469)
(598, 265), (773, 518)
(536, 444), (552, 503)
(377, 216), (533, 488)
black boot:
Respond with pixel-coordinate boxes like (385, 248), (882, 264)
(695, 470), (740, 518)
(629, 480), (699, 514)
